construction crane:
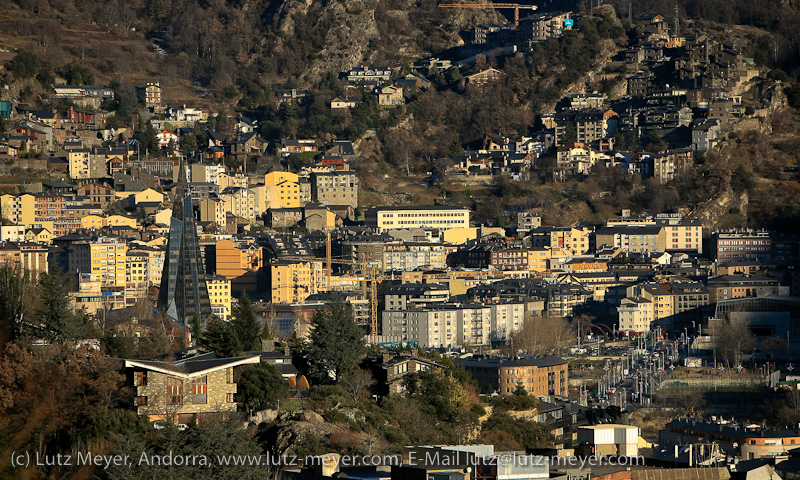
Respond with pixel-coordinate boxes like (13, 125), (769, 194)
(267, 254), (391, 344)
(438, 3), (537, 28)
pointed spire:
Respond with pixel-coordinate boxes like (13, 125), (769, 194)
(172, 157), (189, 219)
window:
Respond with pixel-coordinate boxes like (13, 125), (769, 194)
(166, 377), (184, 405)
(226, 367), (234, 384)
(227, 393), (235, 403)
(191, 375), (208, 404)
(134, 396), (148, 406)
(135, 370), (148, 386)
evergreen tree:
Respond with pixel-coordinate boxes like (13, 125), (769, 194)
(231, 294), (261, 351)
(306, 297), (365, 382)
(237, 363), (289, 410)
(190, 314), (203, 346)
(0, 265), (29, 351)
(35, 270), (87, 342)
(201, 317), (241, 357)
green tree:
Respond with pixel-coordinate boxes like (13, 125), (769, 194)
(306, 297), (365, 382)
(61, 62), (95, 85)
(730, 165), (756, 193)
(481, 413), (554, 449)
(201, 317), (241, 357)
(6, 51), (40, 79)
(0, 266), (30, 352)
(181, 134), (198, 155)
(34, 270), (87, 342)
(190, 314), (203, 346)
(513, 382), (528, 396)
(231, 294), (261, 351)
(237, 363), (289, 410)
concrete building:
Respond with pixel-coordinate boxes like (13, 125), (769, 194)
(213, 238), (264, 295)
(366, 206), (470, 232)
(712, 230), (771, 262)
(577, 424), (641, 457)
(207, 275), (232, 321)
(617, 296), (654, 335)
(454, 356), (569, 396)
(311, 171), (359, 208)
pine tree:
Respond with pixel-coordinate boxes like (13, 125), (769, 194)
(35, 270), (87, 342)
(190, 314), (203, 346)
(201, 317), (241, 357)
(0, 265), (29, 351)
(231, 294), (260, 351)
(237, 363), (289, 410)
(306, 297), (365, 382)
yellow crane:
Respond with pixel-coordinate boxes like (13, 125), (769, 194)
(438, 2), (538, 28)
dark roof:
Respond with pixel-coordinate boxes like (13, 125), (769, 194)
(666, 419), (800, 439)
(455, 356), (568, 369)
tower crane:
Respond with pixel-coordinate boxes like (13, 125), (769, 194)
(266, 251), (391, 345)
(438, 3), (538, 28)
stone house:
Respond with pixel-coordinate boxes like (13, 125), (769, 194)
(123, 354), (261, 422)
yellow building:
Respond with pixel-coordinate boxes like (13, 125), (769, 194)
(81, 214), (139, 230)
(0, 193), (36, 228)
(214, 239), (264, 294)
(134, 188), (165, 205)
(68, 236), (128, 309)
(199, 198), (226, 226)
(208, 275), (232, 321)
(68, 150), (91, 180)
(264, 171), (301, 209)
(153, 208), (173, 226)
(218, 172), (249, 189)
(25, 227), (52, 244)
(530, 227), (592, 255)
(442, 226), (505, 244)
(125, 251), (150, 306)
(269, 260), (325, 303)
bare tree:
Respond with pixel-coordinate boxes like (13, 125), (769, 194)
(512, 314), (572, 357)
(713, 321), (755, 368)
(338, 367), (376, 401)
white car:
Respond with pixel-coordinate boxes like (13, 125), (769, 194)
(153, 421), (188, 431)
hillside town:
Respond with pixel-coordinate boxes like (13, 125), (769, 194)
(2, 2), (800, 480)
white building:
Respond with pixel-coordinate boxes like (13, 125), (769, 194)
(366, 206), (470, 232)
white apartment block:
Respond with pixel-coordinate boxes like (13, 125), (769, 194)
(366, 206), (470, 232)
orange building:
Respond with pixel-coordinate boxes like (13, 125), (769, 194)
(213, 238), (264, 295)
(455, 357), (568, 396)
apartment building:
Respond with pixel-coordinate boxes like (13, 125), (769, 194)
(213, 238), (264, 294)
(0, 242), (49, 277)
(199, 198), (227, 226)
(207, 275), (232, 321)
(219, 187), (256, 222)
(455, 356), (569, 396)
(311, 171), (359, 208)
(125, 251), (150, 306)
(190, 163), (225, 184)
(489, 248), (551, 272)
(366, 206), (470, 232)
(382, 243), (448, 271)
(518, 11), (572, 42)
(269, 260), (326, 303)
(528, 227), (592, 255)
(712, 230), (772, 262)
(381, 303), (492, 348)
(384, 283), (451, 311)
(68, 236), (128, 307)
(617, 296), (655, 335)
